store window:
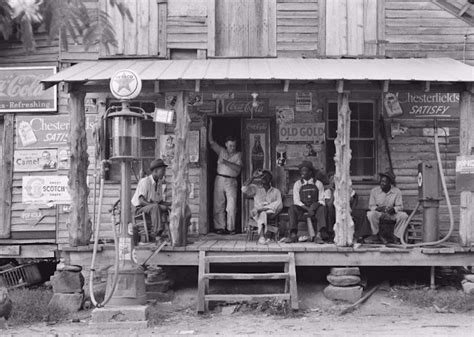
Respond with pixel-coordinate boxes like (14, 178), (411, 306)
(326, 102), (376, 179)
(106, 101), (156, 181)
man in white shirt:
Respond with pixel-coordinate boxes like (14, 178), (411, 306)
(208, 118), (242, 235)
(242, 170), (283, 244)
(131, 159), (190, 240)
(283, 161), (327, 243)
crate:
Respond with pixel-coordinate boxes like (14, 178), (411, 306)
(0, 263), (42, 289)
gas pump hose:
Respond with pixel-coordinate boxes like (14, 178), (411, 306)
(89, 160), (120, 307)
(399, 128), (454, 248)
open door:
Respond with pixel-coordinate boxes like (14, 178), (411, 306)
(242, 118), (272, 233)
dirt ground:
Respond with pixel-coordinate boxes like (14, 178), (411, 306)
(5, 283), (474, 337)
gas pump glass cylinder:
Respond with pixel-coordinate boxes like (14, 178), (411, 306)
(109, 104), (143, 160)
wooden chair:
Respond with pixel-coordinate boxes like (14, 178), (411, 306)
(246, 215), (281, 242)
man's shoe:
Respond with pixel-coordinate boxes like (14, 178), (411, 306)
(364, 235), (381, 244)
(257, 237), (267, 245)
(392, 236), (401, 245)
(215, 229), (226, 235)
(228, 230), (237, 235)
(378, 234), (388, 245)
(313, 235), (324, 244)
(282, 233), (298, 243)
(298, 235), (309, 242)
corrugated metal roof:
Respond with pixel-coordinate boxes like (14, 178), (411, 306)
(43, 58), (474, 85)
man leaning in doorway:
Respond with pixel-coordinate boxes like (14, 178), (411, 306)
(366, 171), (408, 244)
(131, 159), (191, 240)
(208, 118), (243, 235)
(283, 160), (328, 244)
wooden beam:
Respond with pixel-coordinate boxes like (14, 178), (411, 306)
(157, 1), (167, 57)
(207, 0), (216, 57)
(154, 80), (160, 93)
(459, 90), (474, 247)
(333, 92), (354, 247)
(424, 81), (431, 92)
(377, 0), (386, 56)
(0, 114), (13, 239)
(195, 79), (201, 93)
(68, 91), (91, 246)
(383, 80), (390, 93)
(336, 80), (344, 93)
(169, 91), (190, 247)
(283, 80), (290, 92)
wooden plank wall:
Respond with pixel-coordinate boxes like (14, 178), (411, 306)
(384, 0), (474, 66)
(168, 0), (207, 52)
(276, 0), (319, 57)
(0, 34), (59, 66)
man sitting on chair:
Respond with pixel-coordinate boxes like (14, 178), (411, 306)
(242, 169), (283, 245)
(283, 161), (327, 244)
(131, 159), (172, 240)
(366, 171), (408, 244)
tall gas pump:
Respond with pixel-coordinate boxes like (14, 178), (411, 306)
(90, 69), (147, 308)
(417, 162), (441, 242)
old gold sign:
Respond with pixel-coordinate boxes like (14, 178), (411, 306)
(279, 123), (325, 142)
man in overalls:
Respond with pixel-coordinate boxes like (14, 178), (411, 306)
(208, 118), (242, 235)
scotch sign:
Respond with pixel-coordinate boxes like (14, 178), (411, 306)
(0, 67), (57, 113)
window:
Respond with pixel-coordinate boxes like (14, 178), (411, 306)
(106, 101), (156, 181)
(326, 102), (376, 178)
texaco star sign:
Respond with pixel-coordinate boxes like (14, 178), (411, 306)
(109, 69), (142, 100)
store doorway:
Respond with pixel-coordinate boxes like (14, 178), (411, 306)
(207, 117), (243, 233)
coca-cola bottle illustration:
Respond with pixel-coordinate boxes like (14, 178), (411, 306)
(251, 135), (264, 172)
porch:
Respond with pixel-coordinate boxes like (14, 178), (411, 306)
(133, 235), (474, 267)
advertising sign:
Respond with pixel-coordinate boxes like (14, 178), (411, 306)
(15, 115), (97, 148)
(296, 92), (312, 112)
(279, 123), (325, 142)
(22, 175), (71, 205)
(223, 99), (268, 114)
(14, 149), (58, 172)
(456, 155), (474, 192)
(0, 66), (57, 113)
(383, 92), (460, 119)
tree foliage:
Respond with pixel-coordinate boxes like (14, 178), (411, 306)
(0, 0), (132, 53)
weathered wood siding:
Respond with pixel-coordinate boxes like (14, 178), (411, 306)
(385, 0), (474, 66)
(276, 0), (319, 57)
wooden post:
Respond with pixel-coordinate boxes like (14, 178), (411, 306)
(459, 90), (474, 246)
(333, 92), (354, 247)
(169, 91), (190, 247)
(68, 90), (92, 246)
(0, 114), (13, 238)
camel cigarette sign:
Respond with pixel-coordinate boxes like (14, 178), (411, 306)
(0, 67), (57, 113)
(384, 92), (459, 119)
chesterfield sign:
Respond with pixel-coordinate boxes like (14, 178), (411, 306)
(0, 67), (57, 113)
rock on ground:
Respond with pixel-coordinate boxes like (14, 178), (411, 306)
(323, 284), (363, 303)
(327, 275), (361, 287)
(330, 267), (360, 276)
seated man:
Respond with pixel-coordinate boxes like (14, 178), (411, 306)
(242, 169), (283, 245)
(283, 161), (328, 244)
(366, 171), (408, 244)
(131, 158), (191, 240)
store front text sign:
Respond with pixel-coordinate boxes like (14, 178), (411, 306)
(279, 123), (325, 142)
(383, 92), (459, 119)
(0, 66), (57, 113)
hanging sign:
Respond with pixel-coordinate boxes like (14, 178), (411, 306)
(22, 175), (71, 205)
(14, 149), (58, 172)
(223, 99), (268, 114)
(279, 123), (325, 142)
(0, 66), (57, 113)
(109, 69), (142, 100)
(383, 92), (460, 119)
(456, 155), (474, 192)
(15, 115), (96, 148)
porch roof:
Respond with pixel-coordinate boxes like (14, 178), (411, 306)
(42, 57), (474, 87)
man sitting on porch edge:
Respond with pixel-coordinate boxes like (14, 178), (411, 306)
(131, 158), (191, 241)
(283, 161), (328, 244)
(366, 171), (408, 244)
(242, 169), (283, 245)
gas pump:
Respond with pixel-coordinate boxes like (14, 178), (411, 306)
(417, 162), (441, 242)
(89, 69), (147, 307)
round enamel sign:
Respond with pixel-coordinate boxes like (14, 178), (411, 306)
(109, 69), (142, 100)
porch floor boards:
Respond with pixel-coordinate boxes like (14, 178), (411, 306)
(134, 235), (474, 267)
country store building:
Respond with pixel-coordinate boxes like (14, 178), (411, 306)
(0, 1), (473, 291)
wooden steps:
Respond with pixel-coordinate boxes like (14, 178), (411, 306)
(197, 252), (298, 313)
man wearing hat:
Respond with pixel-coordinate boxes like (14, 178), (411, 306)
(242, 169), (283, 244)
(283, 160), (327, 243)
(366, 171), (408, 244)
(131, 159), (175, 239)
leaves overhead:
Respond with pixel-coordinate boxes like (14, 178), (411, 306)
(1, 0), (132, 53)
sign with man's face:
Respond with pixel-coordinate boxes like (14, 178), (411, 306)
(14, 149), (58, 172)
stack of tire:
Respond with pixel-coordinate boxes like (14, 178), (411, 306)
(323, 267), (363, 303)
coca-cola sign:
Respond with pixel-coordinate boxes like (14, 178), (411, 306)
(0, 66), (57, 113)
(224, 99), (268, 115)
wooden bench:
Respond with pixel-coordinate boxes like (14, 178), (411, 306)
(197, 252), (298, 313)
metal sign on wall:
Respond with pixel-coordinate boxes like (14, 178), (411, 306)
(223, 99), (268, 114)
(22, 175), (71, 205)
(456, 155), (474, 192)
(0, 66), (57, 113)
(15, 115), (97, 148)
(279, 123), (325, 142)
(383, 92), (460, 119)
